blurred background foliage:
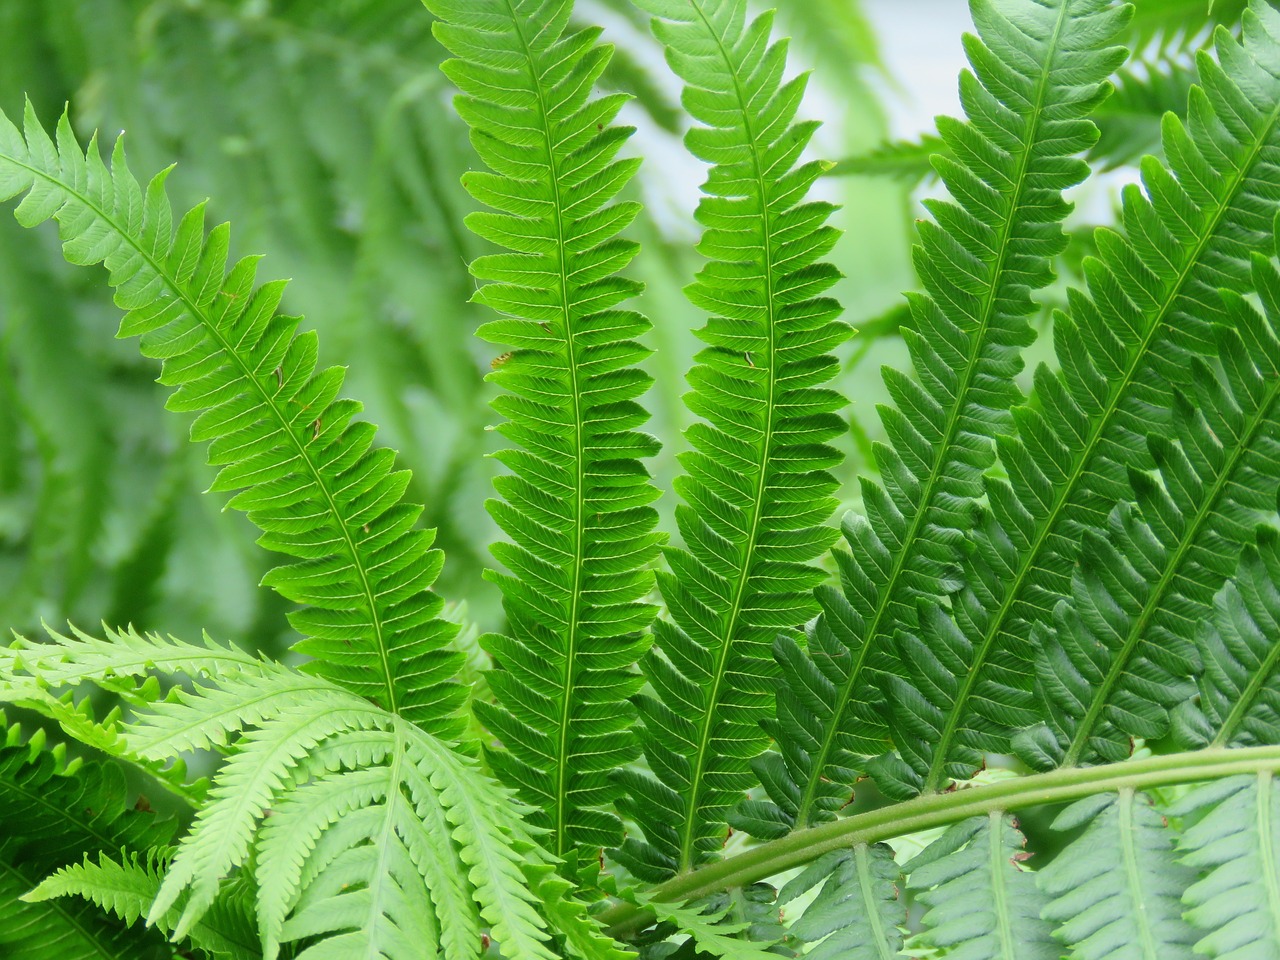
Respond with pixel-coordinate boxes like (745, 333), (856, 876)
(0, 0), (1253, 661)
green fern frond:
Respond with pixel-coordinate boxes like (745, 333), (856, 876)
(904, 812), (1057, 960)
(6, 626), (587, 960)
(1009, 253), (1280, 770)
(778, 844), (904, 960)
(0, 103), (464, 737)
(1170, 772), (1280, 958)
(750, 0), (1131, 829)
(0, 719), (176, 960)
(867, 0), (1280, 800)
(614, 0), (851, 882)
(1039, 790), (1198, 960)
(631, 892), (782, 960)
(26, 851), (260, 960)
(422, 0), (663, 860)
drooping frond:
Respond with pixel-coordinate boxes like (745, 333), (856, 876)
(615, 0), (851, 882)
(904, 812), (1057, 960)
(4, 626), (619, 960)
(868, 0), (1280, 800)
(0, 104), (464, 737)
(1010, 255), (1280, 770)
(1170, 773), (1280, 958)
(422, 0), (663, 860)
(778, 844), (905, 960)
(749, 0), (1131, 829)
(1039, 790), (1198, 960)
(0, 720), (176, 960)
(26, 852), (260, 960)
(1176, 524), (1280, 749)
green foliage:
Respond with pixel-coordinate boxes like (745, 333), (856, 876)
(3, 0), (1280, 958)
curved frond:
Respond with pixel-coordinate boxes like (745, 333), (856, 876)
(5, 626), (607, 960)
(423, 0), (663, 859)
(616, 0), (851, 881)
(752, 0), (1131, 827)
(0, 103), (464, 737)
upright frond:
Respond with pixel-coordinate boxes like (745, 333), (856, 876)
(751, 0), (1131, 829)
(423, 0), (663, 859)
(615, 0), (851, 881)
(0, 104), (464, 737)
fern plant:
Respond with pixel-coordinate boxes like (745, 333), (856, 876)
(4, 0), (1280, 958)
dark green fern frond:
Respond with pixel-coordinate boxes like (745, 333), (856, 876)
(1010, 254), (1280, 770)
(0, 103), (464, 738)
(422, 0), (663, 859)
(613, 0), (851, 881)
(749, 0), (1130, 829)
(868, 1), (1280, 800)
(0, 719), (177, 960)
(5, 626), (582, 960)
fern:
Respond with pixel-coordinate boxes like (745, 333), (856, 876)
(614, 0), (851, 882)
(422, 0), (664, 861)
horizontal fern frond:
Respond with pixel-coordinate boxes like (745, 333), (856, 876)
(750, 0), (1131, 828)
(871, 0), (1280, 799)
(616, 0), (851, 882)
(0, 103), (463, 737)
(4, 626), (608, 960)
(423, 0), (663, 860)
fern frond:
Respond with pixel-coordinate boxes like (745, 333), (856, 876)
(26, 851), (260, 960)
(632, 893), (782, 960)
(7, 626), (585, 960)
(904, 812), (1057, 960)
(1170, 772), (1280, 958)
(1175, 524), (1280, 749)
(871, 0), (1280, 799)
(1010, 254), (1280, 770)
(751, 0), (1131, 827)
(0, 719), (176, 960)
(778, 844), (904, 960)
(615, 0), (851, 882)
(1039, 789), (1197, 960)
(0, 103), (464, 737)
(422, 0), (663, 860)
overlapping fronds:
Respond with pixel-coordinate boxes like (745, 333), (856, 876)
(0, 104), (464, 737)
(748, 0), (1131, 828)
(614, 0), (851, 882)
(422, 0), (663, 859)
(0, 720), (176, 960)
(1010, 256), (1280, 770)
(3, 625), (593, 960)
(865, 0), (1280, 800)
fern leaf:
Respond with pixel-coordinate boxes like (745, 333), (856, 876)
(8, 626), (565, 960)
(1039, 790), (1197, 960)
(751, 0), (1131, 826)
(1011, 256), (1280, 770)
(779, 844), (905, 960)
(25, 852), (260, 960)
(0, 720), (176, 960)
(633, 893), (782, 960)
(874, 0), (1280, 799)
(422, 0), (663, 860)
(1171, 772), (1280, 958)
(905, 812), (1057, 960)
(0, 102), (464, 737)
(615, 0), (851, 882)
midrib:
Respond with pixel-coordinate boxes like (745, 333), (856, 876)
(924, 86), (1280, 793)
(504, 0), (585, 862)
(676, 0), (779, 874)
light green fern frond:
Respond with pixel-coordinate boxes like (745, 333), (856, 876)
(422, 0), (663, 860)
(0, 103), (464, 738)
(4, 626), (604, 960)
(778, 844), (905, 960)
(615, 0), (851, 882)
